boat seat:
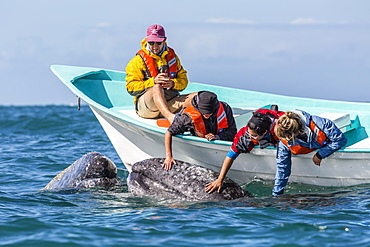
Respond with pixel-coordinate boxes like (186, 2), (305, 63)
(318, 112), (360, 133)
(118, 109), (159, 127)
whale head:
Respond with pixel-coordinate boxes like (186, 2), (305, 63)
(42, 152), (122, 190)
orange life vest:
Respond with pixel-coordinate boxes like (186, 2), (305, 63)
(182, 103), (229, 138)
(136, 47), (178, 78)
(281, 120), (328, 154)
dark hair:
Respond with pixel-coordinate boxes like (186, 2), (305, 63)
(247, 112), (272, 135)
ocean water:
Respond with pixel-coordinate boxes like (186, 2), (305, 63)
(1, 105), (370, 246)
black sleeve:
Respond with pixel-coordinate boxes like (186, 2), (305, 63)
(167, 114), (193, 136)
(235, 133), (255, 153)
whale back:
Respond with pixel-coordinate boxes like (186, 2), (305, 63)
(127, 158), (249, 201)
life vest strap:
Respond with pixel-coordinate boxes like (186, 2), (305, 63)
(136, 47), (178, 79)
(281, 119), (328, 155)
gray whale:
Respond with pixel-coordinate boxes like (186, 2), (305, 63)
(42, 153), (249, 201)
(42, 152), (122, 190)
(127, 158), (250, 201)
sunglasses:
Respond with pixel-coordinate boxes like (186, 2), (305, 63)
(148, 41), (163, 45)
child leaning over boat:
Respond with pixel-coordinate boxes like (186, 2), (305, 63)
(272, 110), (347, 196)
(205, 108), (285, 194)
(163, 91), (237, 171)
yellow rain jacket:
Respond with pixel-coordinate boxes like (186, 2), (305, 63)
(125, 38), (188, 103)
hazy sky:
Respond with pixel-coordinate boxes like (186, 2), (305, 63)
(1, 0), (369, 105)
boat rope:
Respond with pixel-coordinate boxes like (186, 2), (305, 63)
(77, 96), (81, 110)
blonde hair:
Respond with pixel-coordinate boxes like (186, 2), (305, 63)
(275, 111), (305, 141)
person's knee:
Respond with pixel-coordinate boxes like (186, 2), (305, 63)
(152, 84), (166, 99)
(152, 84), (164, 92)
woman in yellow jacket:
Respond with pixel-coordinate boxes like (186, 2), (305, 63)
(126, 24), (195, 123)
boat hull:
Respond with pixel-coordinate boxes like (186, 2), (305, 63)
(90, 105), (370, 187)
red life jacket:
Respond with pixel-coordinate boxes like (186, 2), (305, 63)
(136, 47), (178, 78)
(249, 109), (285, 145)
(280, 120), (328, 154)
(182, 103), (229, 138)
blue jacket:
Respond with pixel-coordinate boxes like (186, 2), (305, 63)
(273, 110), (348, 196)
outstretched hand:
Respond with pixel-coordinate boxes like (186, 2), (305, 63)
(163, 157), (176, 171)
(312, 154), (322, 166)
(205, 179), (222, 193)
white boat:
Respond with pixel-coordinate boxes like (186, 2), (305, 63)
(51, 65), (370, 187)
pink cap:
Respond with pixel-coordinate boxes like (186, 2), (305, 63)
(146, 24), (166, 42)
